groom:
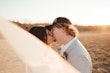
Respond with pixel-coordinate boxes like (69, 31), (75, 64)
(46, 17), (92, 73)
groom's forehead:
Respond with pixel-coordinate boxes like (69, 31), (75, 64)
(52, 27), (64, 32)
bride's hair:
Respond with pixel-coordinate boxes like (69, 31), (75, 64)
(29, 26), (47, 44)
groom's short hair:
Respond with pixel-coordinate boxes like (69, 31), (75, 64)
(52, 17), (78, 37)
(52, 17), (72, 25)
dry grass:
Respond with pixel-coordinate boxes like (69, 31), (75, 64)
(78, 31), (110, 73)
(0, 39), (25, 73)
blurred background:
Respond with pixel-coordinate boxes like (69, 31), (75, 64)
(0, 0), (110, 73)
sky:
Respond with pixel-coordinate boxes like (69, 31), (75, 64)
(0, 0), (110, 25)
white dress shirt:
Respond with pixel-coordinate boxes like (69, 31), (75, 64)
(60, 37), (77, 57)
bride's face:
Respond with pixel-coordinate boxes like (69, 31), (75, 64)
(46, 29), (55, 45)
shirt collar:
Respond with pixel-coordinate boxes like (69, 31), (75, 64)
(60, 37), (77, 56)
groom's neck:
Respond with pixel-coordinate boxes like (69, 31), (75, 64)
(63, 35), (74, 45)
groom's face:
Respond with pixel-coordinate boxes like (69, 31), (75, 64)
(51, 27), (64, 44)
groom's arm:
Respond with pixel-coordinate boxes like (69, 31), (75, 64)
(69, 55), (92, 73)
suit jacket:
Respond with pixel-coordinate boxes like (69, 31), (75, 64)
(65, 38), (92, 73)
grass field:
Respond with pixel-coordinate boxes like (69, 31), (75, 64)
(0, 26), (110, 73)
(78, 31), (110, 73)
